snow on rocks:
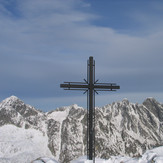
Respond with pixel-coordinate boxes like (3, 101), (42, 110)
(71, 146), (163, 163)
(0, 124), (53, 163)
(70, 156), (106, 163)
(138, 146), (163, 163)
(0, 95), (19, 108)
(71, 156), (137, 163)
(32, 157), (59, 163)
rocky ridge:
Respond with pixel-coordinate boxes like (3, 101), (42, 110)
(0, 96), (163, 163)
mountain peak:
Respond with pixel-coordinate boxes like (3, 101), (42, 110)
(4, 95), (19, 101)
(143, 97), (158, 105)
(7, 95), (19, 101)
(122, 98), (129, 105)
(0, 96), (40, 117)
(0, 95), (23, 108)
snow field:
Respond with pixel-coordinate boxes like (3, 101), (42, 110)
(71, 147), (163, 163)
(1, 125), (163, 163)
(0, 124), (54, 163)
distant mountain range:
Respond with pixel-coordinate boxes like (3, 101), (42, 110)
(0, 96), (163, 163)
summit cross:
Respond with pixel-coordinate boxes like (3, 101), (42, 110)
(60, 56), (120, 162)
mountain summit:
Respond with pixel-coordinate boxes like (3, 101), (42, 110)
(0, 96), (163, 163)
(0, 95), (20, 107)
(0, 95), (40, 116)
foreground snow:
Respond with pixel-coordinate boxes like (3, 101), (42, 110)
(32, 157), (59, 163)
(0, 125), (54, 163)
(0, 125), (163, 163)
(71, 146), (163, 163)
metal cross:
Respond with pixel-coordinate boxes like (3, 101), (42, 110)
(60, 56), (120, 161)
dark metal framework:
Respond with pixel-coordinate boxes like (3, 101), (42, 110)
(60, 56), (120, 161)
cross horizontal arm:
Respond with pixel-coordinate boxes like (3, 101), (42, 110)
(95, 83), (116, 85)
(60, 83), (120, 90)
(94, 85), (120, 90)
(64, 81), (87, 84)
(64, 89), (88, 91)
(60, 83), (88, 89)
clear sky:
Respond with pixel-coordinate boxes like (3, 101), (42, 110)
(0, 0), (163, 111)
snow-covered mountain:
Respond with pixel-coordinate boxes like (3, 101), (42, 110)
(0, 96), (163, 163)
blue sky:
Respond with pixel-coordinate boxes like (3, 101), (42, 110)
(0, 0), (163, 111)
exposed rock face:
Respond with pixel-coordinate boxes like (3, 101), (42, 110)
(94, 98), (163, 159)
(0, 96), (163, 163)
(0, 96), (46, 130)
(46, 105), (86, 162)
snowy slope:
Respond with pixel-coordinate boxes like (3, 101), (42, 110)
(0, 124), (53, 163)
(71, 146), (163, 163)
(32, 157), (59, 163)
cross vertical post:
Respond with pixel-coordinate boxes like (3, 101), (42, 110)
(60, 56), (120, 161)
(88, 56), (95, 160)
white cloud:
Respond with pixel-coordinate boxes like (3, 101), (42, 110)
(0, 0), (163, 110)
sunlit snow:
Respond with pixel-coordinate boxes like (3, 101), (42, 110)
(0, 125), (163, 163)
(71, 146), (163, 163)
(0, 125), (54, 163)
